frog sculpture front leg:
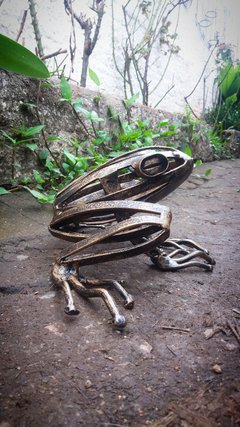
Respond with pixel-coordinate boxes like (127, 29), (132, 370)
(52, 262), (133, 328)
(49, 147), (215, 329)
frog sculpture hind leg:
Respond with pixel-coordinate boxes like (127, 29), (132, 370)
(49, 147), (215, 329)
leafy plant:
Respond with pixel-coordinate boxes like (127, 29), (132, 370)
(205, 59), (240, 148)
(0, 77), (188, 204)
(205, 99), (240, 133)
(207, 128), (232, 158)
(0, 125), (45, 180)
(218, 64), (240, 100)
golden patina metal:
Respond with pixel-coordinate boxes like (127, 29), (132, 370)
(49, 146), (215, 328)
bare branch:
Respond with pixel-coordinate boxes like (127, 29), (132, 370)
(16, 10), (28, 42)
(28, 0), (44, 57)
(68, 0), (77, 74)
(184, 41), (218, 105)
(111, 0), (126, 80)
(150, 3), (181, 95)
(112, 0), (191, 106)
(154, 83), (175, 108)
(91, 1), (105, 54)
(122, 4), (144, 95)
(41, 49), (67, 61)
(64, 0), (105, 86)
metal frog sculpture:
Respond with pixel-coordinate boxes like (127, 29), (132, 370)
(49, 146), (215, 329)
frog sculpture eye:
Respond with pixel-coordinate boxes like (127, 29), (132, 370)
(49, 146), (215, 329)
(132, 153), (169, 178)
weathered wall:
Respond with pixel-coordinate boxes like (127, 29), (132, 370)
(0, 0), (239, 114)
(0, 71), (214, 184)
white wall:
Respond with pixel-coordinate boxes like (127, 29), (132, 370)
(0, 0), (239, 114)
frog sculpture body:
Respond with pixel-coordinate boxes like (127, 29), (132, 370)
(49, 146), (215, 329)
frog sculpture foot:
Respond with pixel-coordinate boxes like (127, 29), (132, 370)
(52, 262), (134, 329)
(150, 238), (216, 271)
(49, 146), (215, 329)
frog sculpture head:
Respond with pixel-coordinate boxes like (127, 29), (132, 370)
(53, 146), (194, 210)
(49, 146), (214, 329)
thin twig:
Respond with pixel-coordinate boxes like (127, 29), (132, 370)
(122, 3), (144, 97)
(41, 49), (67, 61)
(111, 0), (126, 81)
(232, 308), (240, 316)
(35, 82), (62, 170)
(166, 345), (177, 356)
(54, 55), (68, 79)
(70, 104), (93, 138)
(150, 3), (181, 96)
(68, 0), (77, 74)
(227, 320), (240, 344)
(184, 41), (218, 113)
(154, 83), (175, 108)
(16, 10), (28, 42)
(161, 325), (191, 333)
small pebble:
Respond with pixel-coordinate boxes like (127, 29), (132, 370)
(211, 364), (222, 374)
(85, 379), (92, 389)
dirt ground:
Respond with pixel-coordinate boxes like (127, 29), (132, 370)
(0, 159), (240, 427)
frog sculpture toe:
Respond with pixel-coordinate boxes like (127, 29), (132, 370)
(49, 146), (215, 329)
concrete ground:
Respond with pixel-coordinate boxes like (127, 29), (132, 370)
(0, 159), (240, 427)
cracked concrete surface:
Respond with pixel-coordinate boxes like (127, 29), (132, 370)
(0, 160), (240, 427)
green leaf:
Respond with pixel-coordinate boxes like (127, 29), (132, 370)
(159, 120), (169, 127)
(73, 104), (89, 115)
(0, 34), (50, 78)
(45, 159), (54, 171)
(45, 159), (61, 174)
(225, 93), (237, 106)
(60, 76), (72, 101)
(40, 82), (53, 88)
(33, 169), (45, 184)
(123, 93), (139, 109)
(89, 110), (104, 123)
(194, 159), (202, 166)
(184, 146), (192, 157)
(1, 130), (17, 145)
(47, 135), (63, 141)
(218, 64), (240, 99)
(23, 125), (45, 136)
(143, 136), (153, 145)
(21, 177), (31, 184)
(0, 186), (10, 195)
(13, 125), (44, 137)
(160, 130), (177, 137)
(26, 143), (38, 152)
(23, 186), (55, 204)
(35, 183), (43, 190)
(39, 149), (48, 160)
(71, 98), (84, 111)
(205, 168), (212, 177)
(88, 68), (100, 86)
(62, 162), (70, 173)
(64, 149), (77, 166)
